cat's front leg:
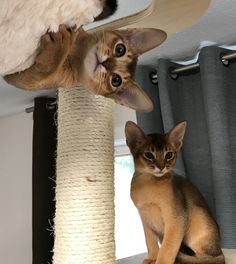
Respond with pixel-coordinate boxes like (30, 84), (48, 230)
(4, 25), (81, 89)
(35, 24), (80, 74)
(154, 219), (186, 264)
(141, 222), (159, 264)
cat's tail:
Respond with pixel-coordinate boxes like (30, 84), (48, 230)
(177, 252), (225, 264)
(4, 68), (45, 90)
(4, 66), (56, 90)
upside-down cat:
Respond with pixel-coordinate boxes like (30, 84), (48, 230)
(125, 121), (225, 264)
(4, 25), (166, 112)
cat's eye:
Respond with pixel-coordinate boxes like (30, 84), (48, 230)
(165, 151), (174, 160)
(111, 73), (122, 87)
(144, 152), (155, 161)
(115, 43), (126, 57)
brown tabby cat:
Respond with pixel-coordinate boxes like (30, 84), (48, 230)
(125, 121), (225, 264)
(4, 25), (166, 112)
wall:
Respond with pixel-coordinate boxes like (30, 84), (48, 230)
(0, 112), (33, 264)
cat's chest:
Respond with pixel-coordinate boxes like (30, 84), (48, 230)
(130, 174), (173, 209)
(130, 175), (171, 234)
(138, 204), (164, 236)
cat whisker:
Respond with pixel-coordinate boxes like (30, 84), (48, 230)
(102, 30), (105, 44)
(96, 82), (102, 94)
(95, 73), (103, 95)
(98, 76), (105, 94)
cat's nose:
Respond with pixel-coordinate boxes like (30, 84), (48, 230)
(102, 59), (110, 69)
(158, 165), (165, 171)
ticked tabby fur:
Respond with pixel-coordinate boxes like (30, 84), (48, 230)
(125, 121), (225, 264)
(4, 26), (166, 112)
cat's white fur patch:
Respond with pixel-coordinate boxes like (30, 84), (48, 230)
(153, 167), (168, 177)
(0, 0), (102, 76)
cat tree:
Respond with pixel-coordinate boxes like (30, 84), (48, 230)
(54, 86), (115, 263)
(53, 1), (210, 263)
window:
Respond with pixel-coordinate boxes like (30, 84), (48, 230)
(115, 154), (146, 259)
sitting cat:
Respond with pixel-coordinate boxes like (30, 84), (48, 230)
(125, 121), (225, 264)
(4, 25), (167, 112)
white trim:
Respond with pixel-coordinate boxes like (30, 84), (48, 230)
(114, 139), (131, 157)
(115, 139), (127, 147)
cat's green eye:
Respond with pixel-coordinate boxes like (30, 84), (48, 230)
(115, 43), (126, 57)
(144, 152), (155, 161)
(165, 151), (174, 160)
(111, 73), (122, 87)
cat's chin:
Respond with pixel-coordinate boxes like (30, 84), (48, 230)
(83, 46), (99, 75)
(152, 168), (169, 177)
(153, 172), (166, 177)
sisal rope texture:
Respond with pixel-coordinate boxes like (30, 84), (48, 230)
(53, 85), (115, 264)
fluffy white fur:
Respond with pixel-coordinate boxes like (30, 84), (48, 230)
(0, 0), (102, 75)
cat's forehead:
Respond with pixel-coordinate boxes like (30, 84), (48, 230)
(147, 134), (166, 150)
(115, 55), (138, 82)
(115, 58), (137, 78)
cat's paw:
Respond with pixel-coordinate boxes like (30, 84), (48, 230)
(35, 25), (79, 73)
(142, 258), (156, 264)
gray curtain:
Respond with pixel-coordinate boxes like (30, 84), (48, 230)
(136, 46), (236, 248)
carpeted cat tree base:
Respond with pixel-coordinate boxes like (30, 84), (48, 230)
(54, 86), (115, 264)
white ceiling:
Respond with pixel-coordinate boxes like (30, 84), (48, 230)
(1, 0), (236, 117)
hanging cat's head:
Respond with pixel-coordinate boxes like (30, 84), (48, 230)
(79, 28), (167, 112)
(125, 121), (187, 177)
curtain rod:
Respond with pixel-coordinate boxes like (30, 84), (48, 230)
(25, 100), (56, 113)
(150, 50), (236, 84)
(25, 50), (236, 112)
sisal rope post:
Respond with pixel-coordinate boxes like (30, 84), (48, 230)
(53, 86), (115, 264)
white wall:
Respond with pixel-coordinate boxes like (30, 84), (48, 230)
(0, 112), (33, 264)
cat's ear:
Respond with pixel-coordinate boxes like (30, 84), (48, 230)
(125, 121), (147, 152)
(118, 28), (167, 55)
(108, 81), (153, 112)
(166, 121), (187, 151)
